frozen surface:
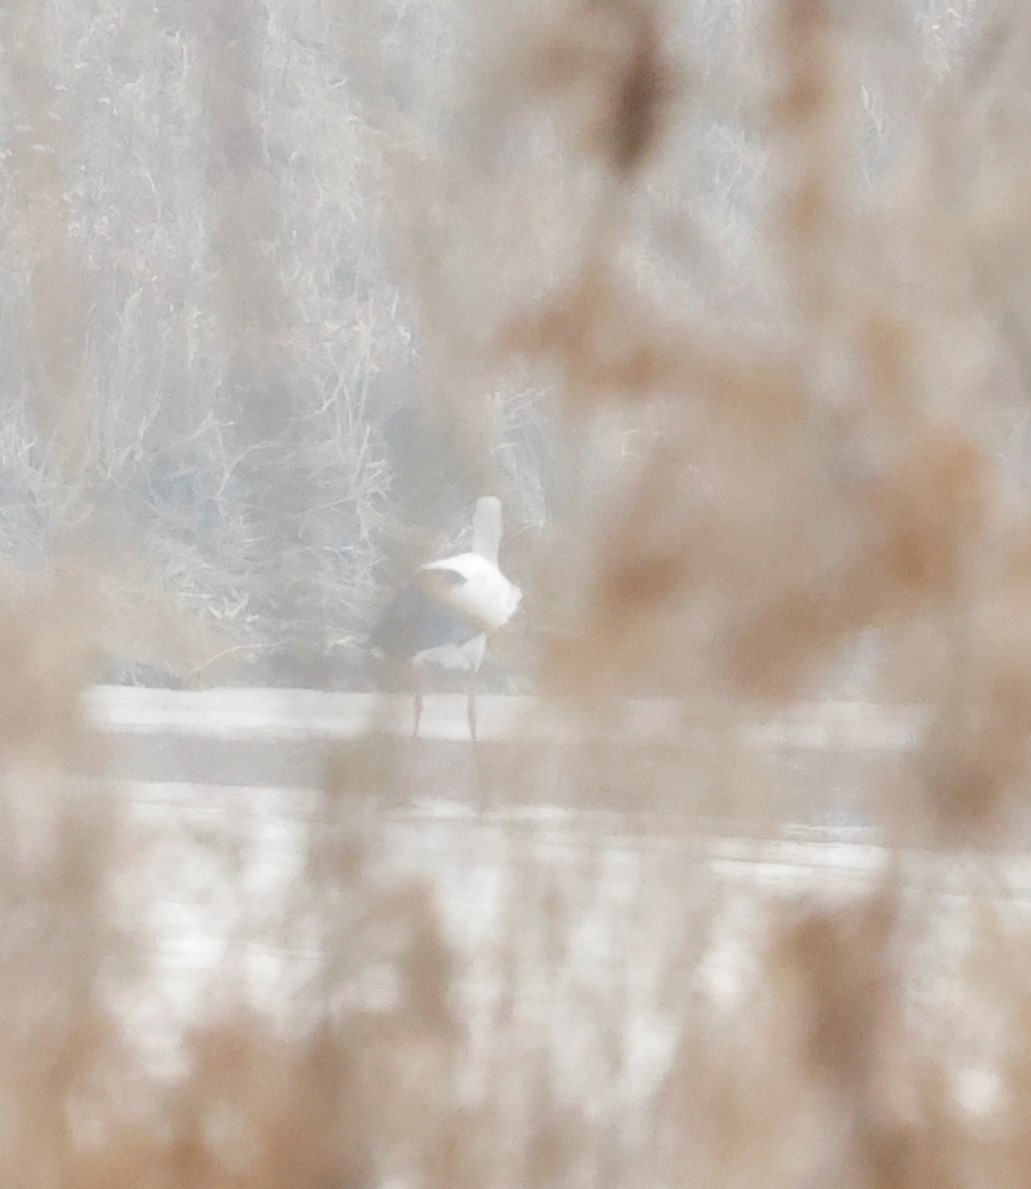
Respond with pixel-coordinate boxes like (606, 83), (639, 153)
(85, 685), (929, 747)
(102, 776), (1031, 1109)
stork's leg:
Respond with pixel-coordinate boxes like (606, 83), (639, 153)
(466, 684), (477, 744)
(411, 668), (424, 739)
(468, 674), (489, 813)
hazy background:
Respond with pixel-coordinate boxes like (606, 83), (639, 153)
(1, 0), (1013, 695)
(5, 2), (1031, 1186)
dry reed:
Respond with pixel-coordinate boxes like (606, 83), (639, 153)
(2, 0), (1031, 1185)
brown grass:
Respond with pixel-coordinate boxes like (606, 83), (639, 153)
(4, 0), (1031, 1185)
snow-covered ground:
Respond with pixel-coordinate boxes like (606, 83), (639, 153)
(85, 684), (928, 748)
(74, 687), (1029, 1121)
(105, 776), (1030, 1109)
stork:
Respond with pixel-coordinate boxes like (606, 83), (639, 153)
(370, 496), (523, 740)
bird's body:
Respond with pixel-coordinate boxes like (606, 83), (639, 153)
(370, 498), (522, 739)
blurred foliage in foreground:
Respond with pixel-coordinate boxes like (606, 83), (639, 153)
(5, 0), (1031, 1184)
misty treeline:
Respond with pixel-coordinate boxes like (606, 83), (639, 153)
(0, 0), (1001, 685)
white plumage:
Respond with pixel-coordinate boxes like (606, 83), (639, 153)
(371, 496), (522, 739)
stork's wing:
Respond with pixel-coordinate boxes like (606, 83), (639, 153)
(369, 577), (481, 660)
(417, 566), (468, 596)
(416, 565), (503, 634)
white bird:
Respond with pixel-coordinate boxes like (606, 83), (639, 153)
(370, 496), (523, 740)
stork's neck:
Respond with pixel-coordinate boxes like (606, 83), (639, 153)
(472, 496), (502, 566)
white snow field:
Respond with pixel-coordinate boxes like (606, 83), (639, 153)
(105, 782), (1030, 1117)
(84, 684), (928, 749)
(78, 686), (1030, 1119)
